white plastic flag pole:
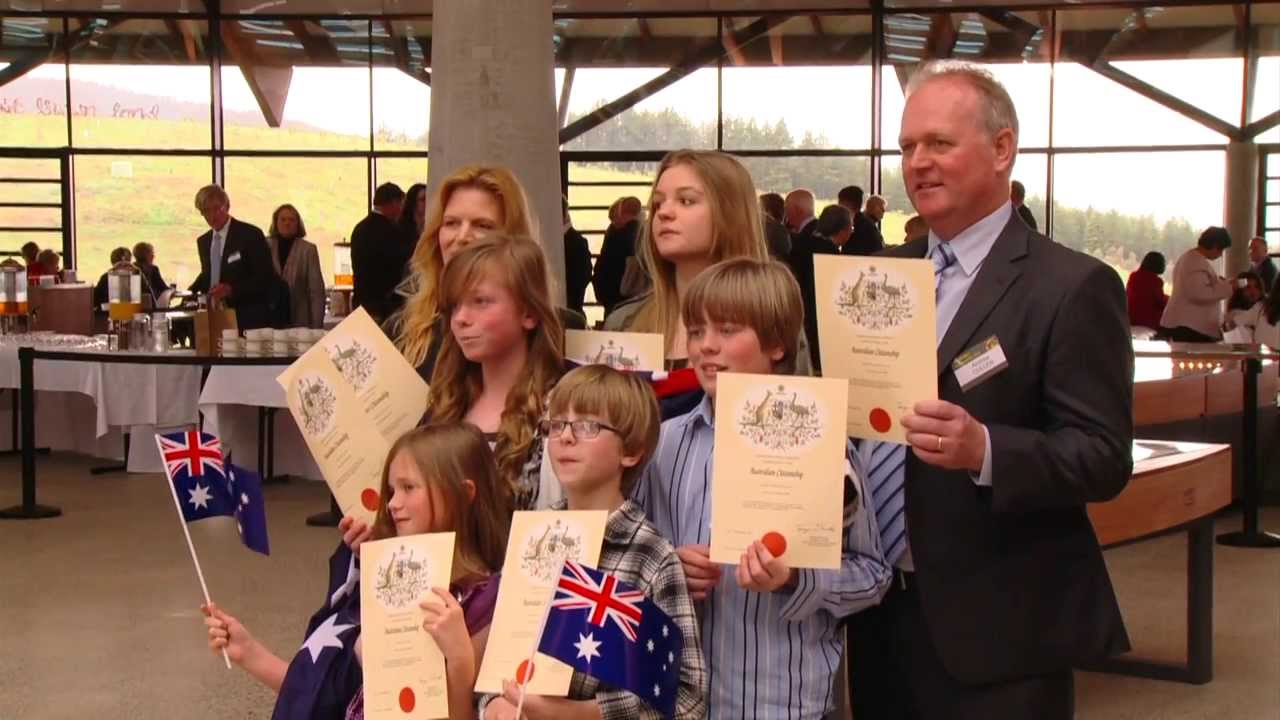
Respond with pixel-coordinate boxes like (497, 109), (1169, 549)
(515, 557), (566, 719)
(157, 436), (232, 670)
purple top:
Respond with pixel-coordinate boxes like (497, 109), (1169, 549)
(344, 574), (501, 720)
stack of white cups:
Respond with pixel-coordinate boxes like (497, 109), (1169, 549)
(272, 328), (291, 356)
(219, 328), (243, 357)
(243, 327), (273, 357)
(292, 327), (325, 355)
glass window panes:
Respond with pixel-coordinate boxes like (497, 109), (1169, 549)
(0, 157), (62, 252)
(68, 18), (212, 150)
(1053, 7), (1238, 146)
(74, 154), (209, 288)
(372, 19), (431, 152)
(375, 157), (429, 195)
(557, 67), (717, 151)
(0, 17), (67, 148)
(1051, 151), (1226, 279)
(722, 15), (874, 150)
(743, 155), (871, 215)
(224, 156), (368, 282)
(1252, 4), (1280, 144)
(221, 19), (371, 151)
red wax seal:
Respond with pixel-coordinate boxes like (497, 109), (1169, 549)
(762, 531), (787, 557)
(398, 687), (416, 713)
(360, 488), (380, 512)
(869, 408), (892, 434)
(516, 659), (535, 685)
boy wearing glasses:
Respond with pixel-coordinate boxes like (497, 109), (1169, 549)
(480, 364), (707, 720)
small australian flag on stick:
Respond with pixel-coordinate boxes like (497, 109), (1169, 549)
(536, 560), (682, 718)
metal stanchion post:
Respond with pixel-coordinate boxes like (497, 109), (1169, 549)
(0, 346), (61, 519)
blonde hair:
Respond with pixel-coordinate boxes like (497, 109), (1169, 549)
(394, 165), (537, 367)
(632, 150), (768, 352)
(427, 235), (564, 498)
(681, 258), (803, 374)
(193, 184), (228, 211)
(546, 365), (660, 494)
(907, 60), (1019, 141)
(372, 424), (511, 577)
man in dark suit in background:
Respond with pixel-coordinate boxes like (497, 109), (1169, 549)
(838, 184), (885, 255)
(350, 182), (406, 324)
(865, 194), (887, 232)
(190, 184), (276, 330)
(783, 188), (817, 240)
(847, 61), (1133, 719)
(1011, 179), (1038, 231)
(562, 195), (593, 317)
(1250, 236), (1276, 293)
(794, 204), (852, 371)
(758, 192), (792, 261)
(591, 195), (642, 317)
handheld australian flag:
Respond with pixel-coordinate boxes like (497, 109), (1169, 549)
(536, 560), (682, 719)
(156, 431), (270, 555)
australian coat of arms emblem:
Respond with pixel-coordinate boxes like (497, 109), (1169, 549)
(519, 518), (585, 584)
(374, 544), (432, 610)
(585, 339), (640, 371)
(835, 266), (915, 331)
(297, 374), (337, 437)
(737, 384), (822, 451)
(328, 339), (377, 391)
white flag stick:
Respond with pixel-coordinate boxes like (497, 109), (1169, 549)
(157, 435), (232, 670)
(515, 557), (567, 719)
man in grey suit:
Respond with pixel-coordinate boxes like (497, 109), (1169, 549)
(847, 61), (1133, 719)
(1250, 236), (1276, 294)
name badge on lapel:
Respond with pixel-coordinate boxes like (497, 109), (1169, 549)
(951, 335), (1008, 392)
(227, 251), (242, 264)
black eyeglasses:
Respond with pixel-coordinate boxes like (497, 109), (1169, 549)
(539, 418), (621, 440)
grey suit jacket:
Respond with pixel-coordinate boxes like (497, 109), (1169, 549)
(884, 216), (1133, 684)
(268, 236), (326, 329)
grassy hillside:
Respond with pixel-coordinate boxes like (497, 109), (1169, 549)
(1, 114), (428, 286)
(3, 112), (1136, 299)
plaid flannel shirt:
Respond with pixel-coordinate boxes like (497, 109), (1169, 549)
(562, 499), (708, 719)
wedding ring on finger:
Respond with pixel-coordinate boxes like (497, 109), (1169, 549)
(937, 435), (944, 453)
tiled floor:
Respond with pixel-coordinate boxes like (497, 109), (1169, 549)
(2, 453), (1277, 719)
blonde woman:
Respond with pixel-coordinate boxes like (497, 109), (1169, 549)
(391, 165), (537, 381)
(604, 149), (812, 373)
(266, 204), (326, 328)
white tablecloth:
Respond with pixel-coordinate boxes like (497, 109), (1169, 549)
(199, 365), (323, 481)
(0, 341), (201, 471)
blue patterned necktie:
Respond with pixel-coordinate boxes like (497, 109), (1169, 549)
(866, 241), (958, 566)
(932, 241), (957, 293)
(210, 229), (224, 288)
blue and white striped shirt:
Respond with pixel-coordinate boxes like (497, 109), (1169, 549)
(633, 395), (892, 720)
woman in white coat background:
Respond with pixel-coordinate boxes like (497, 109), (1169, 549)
(266, 203), (326, 329)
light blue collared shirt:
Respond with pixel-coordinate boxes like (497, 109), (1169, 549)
(634, 396), (891, 719)
(927, 202), (1013, 488)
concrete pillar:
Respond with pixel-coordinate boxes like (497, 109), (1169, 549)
(1224, 140), (1259, 277)
(427, 0), (565, 301)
